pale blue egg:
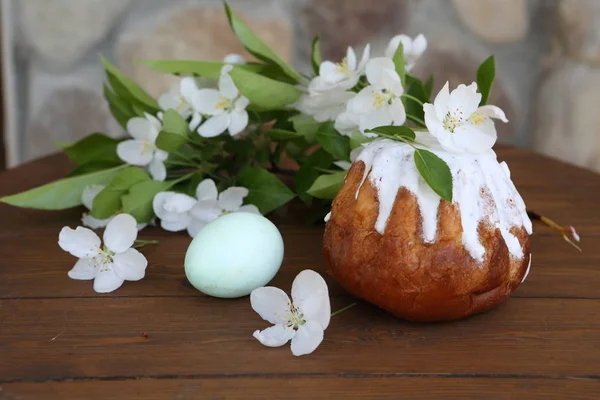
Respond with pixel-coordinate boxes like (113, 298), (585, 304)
(184, 212), (284, 298)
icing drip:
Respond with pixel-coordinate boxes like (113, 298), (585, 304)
(354, 135), (533, 262)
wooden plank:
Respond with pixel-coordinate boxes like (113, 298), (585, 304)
(1, 297), (599, 382)
(2, 377), (599, 400)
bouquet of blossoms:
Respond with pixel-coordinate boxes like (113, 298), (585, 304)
(1, 3), (579, 286)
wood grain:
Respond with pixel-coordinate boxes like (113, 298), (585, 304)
(2, 377), (600, 400)
(0, 148), (599, 399)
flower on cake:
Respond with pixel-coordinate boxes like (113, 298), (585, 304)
(58, 214), (148, 293)
(385, 34), (427, 71)
(423, 82), (508, 154)
(158, 77), (203, 131)
(309, 45), (370, 93)
(193, 65), (250, 138)
(117, 113), (169, 181)
(335, 57), (406, 137)
(153, 179), (260, 238)
(251, 269), (331, 356)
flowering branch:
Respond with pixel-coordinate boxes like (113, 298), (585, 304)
(527, 211), (582, 252)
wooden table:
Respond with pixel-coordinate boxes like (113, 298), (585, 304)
(0, 148), (599, 399)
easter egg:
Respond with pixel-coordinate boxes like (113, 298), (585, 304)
(184, 212), (284, 298)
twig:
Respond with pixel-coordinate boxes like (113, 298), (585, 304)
(528, 211), (581, 252)
(331, 302), (357, 317)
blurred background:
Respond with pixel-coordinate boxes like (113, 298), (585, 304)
(1, 0), (598, 173)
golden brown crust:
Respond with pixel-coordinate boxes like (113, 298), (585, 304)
(323, 161), (531, 322)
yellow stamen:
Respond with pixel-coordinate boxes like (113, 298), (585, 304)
(335, 57), (351, 77)
(216, 96), (231, 110)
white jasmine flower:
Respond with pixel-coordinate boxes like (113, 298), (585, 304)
(224, 53), (246, 65)
(58, 214), (148, 293)
(310, 45), (370, 92)
(294, 89), (356, 123)
(423, 81), (508, 154)
(336, 57), (406, 137)
(152, 191), (198, 237)
(251, 269), (331, 356)
(188, 179), (260, 237)
(193, 65), (249, 138)
(117, 113), (169, 181)
(158, 77), (203, 130)
(385, 34), (427, 71)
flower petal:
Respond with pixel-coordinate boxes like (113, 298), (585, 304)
(190, 200), (222, 222)
(228, 110), (249, 136)
(153, 191), (179, 221)
(333, 161), (352, 170)
(219, 66), (239, 100)
(319, 61), (338, 79)
(346, 46), (357, 70)
(192, 89), (222, 115)
(451, 119), (497, 154)
(81, 213), (112, 229)
(292, 270), (331, 329)
(180, 77), (199, 103)
(218, 187), (248, 211)
(81, 184), (105, 210)
(148, 158), (166, 181)
(154, 149), (169, 161)
(164, 193), (197, 213)
(359, 107), (393, 133)
(237, 204), (261, 215)
(253, 325), (296, 348)
(58, 226), (101, 259)
(127, 117), (152, 140)
(477, 105), (508, 123)
(433, 82), (451, 119)
(93, 266), (125, 293)
(290, 320), (324, 356)
(234, 96), (250, 111)
(358, 44), (371, 71)
(448, 82), (481, 118)
(68, 258), (96, 280)
(186, 218), (207, 238)
(198, 114), (230, 138)
(196, 179), (218, 201)
(389, 99), (407, 126)
(224, 53), (245, 65)
(112, 248), (147, 281)
(103, 214), (138, 254)
(158, 85), (180, 112)
(117, 140), (154, 166)
(366, 57), (396, 85)
(160, 214), (192, 232)
(250, 287), (291, 325)
(189, 112), (203, 131)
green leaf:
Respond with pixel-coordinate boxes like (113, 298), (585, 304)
(350, 131), (373, 150)
(316, 121), (350, 161)
(224, 2), (303, 83)
(266, 128), (304, 140)
(102, 56), (159, 112)
(104, 84), (136, 128)
(476, 55), (495, 106)
(391, 42), (406, 87)
(289, 114), (319, 143)
(62, 133), (123, 166)
(237, 166), (296, 214)
(91, 167), (150, 219)
(156, 109), (190, 152)
(424, 74), (434, 100)
(413, 149), (453, 201)
(366, 126), (416, 142)
(67, 160), (123, 177)
(0, 166), (124, 209)
(229, 67), (302, 109)
(311, 35), (322, 75)
(306, 171), (347, 199)
(404, 75), (428, 123)
(122, 180), (173, 223)
(140, 60), (264, 80)
(295, 149), (334, 205)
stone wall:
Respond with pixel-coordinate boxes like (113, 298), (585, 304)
(2, 0), (600, 173)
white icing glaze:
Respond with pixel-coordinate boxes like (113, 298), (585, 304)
(354, 134), (533, 262)
(521, 254), (532, 283)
